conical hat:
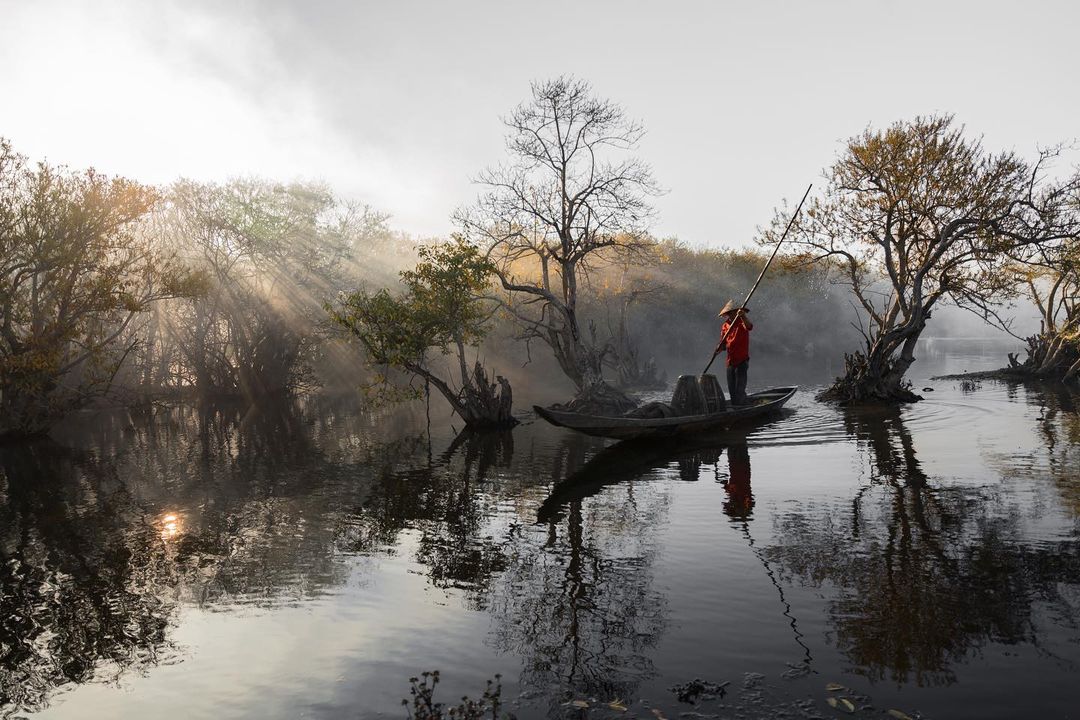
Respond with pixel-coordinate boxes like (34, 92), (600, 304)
(718, 300), (748, 317)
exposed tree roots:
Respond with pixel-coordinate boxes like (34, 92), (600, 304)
(459, 362), (518, 429)
(935, 332), (1080, 385)
(817, 351), (922, 405)
(1009, 331), (1080, 381)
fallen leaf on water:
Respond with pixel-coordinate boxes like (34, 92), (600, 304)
(570, 699), (590, 708)
(840, 697), (856, 712)
(651, 709), (668, 720)
(888, 711), (914, 720)
(826, 697), (839, 709)
(825, 682), (846, 692)
(608, 699), (628, 711)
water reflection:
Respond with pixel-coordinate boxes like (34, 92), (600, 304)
(536, 420), (778, 525)
(3, 383), (1080, 718)
(723, 442), (754, 520)
(347, 429), (516, 599)
(0, 443), (175, 715)
(842, 404), (928, 486)
(0, 397), (398, 716)
(765, 400), (1080, 687)
(525, 427), (817, 709)
(1027, 383), (1080, 517)
(495, 435), (672, 715)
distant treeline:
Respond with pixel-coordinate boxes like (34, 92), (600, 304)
(6, 88), (1079, 434)
(0, 135), (854, 437)
(475, 240), (859, 395)
(582, 241), (858, 379)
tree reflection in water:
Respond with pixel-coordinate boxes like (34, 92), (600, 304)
(2, 399), (769, 716)
(0, 397), (413, 716)
(6, 387), (1078, 717)
(763, 401), (1080, 687)
(491, 433), (671, 715)
(0, 443), (175, 714)
(1027, 383), (1080, 517)
(343, 428), (517, 600)
(520, 424), (803, 712)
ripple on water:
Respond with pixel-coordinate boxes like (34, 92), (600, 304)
(744, 391), (849, 447)
(744, 382), (1026, 448)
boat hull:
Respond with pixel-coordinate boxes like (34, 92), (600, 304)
(533, 386), (798, 440)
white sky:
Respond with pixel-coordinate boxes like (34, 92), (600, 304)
(2, 0), (1077, 246)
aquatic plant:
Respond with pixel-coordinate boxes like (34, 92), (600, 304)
(402, 671), (510, 720)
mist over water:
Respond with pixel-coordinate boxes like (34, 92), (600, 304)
(3, 337), (1078, 720)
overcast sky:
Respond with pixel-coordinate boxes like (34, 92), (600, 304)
(2, 0), (1077, 247)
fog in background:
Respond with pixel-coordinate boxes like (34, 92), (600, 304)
(2, 0), (1077, 246)
(2, 0), (1068, 421)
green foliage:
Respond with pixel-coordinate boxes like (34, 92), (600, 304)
(329, 237), (517, 427)
(403, 238), (498, 348)
(332, 288), (429, 368)
(0, 138), (200, 435)
(158, 178), (392, 399)
(330, 237), (496, 371)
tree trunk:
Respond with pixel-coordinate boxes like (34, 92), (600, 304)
(542, 322), (638, 415)
(406, 359), (518, 430)
(1064, 356), (1080, 381)
(462, 362), (517, 429)
(820, 332), (924, 405)
(1007, 328), (1080, 381)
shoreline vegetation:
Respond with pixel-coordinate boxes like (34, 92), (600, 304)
(2, 80), (1078, 439)
(934, 332), (1080, 384)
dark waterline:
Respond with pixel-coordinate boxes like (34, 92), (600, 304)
(2, 339), (1079, 719)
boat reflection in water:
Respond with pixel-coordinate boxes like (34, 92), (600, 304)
(536, 412), (787, 525)
(3, 381), (1080, 718)
(535, 409), (814, 679)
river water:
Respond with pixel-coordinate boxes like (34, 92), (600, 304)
(2, 339), (1078, 719)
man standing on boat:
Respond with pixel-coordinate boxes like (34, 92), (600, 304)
(716, 301), (753, 405)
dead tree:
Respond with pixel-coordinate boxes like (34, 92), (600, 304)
(457, 77), (660, 414)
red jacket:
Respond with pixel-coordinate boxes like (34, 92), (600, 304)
(720, 317), (753, 367)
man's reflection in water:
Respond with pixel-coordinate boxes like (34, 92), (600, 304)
(718, 440), (812, 666)
(722, 442), (753, 519)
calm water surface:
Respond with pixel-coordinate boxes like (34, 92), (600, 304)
(2, 340), (1078, 719)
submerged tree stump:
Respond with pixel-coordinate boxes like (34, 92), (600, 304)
(460, 362), (517, 429)
(818, 351), (922, 405)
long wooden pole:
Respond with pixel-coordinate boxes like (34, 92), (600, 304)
(703, 183), (813, 375)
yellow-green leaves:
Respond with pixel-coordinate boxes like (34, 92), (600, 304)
(328, 237), (498, 406)
(0, 137), (165, 435)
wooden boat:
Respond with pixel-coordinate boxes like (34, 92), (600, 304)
(533, 385), (798, 440)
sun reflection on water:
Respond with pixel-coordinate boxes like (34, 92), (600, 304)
(158, 512), (182, 541)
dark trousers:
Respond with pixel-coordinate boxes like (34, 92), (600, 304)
(727, 360), (749, 405)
